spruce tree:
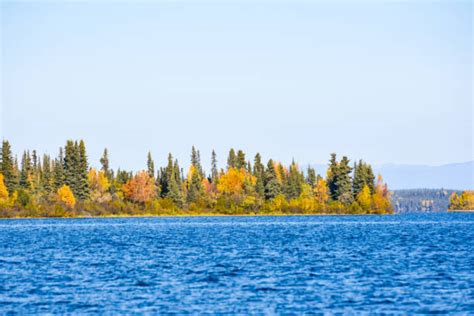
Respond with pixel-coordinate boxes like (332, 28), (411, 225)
(327, 153), (339, 201)
(306, 166), (317, 188)
(227, 148), (236, 169)
(147, 151), (155, 178)
(285, 160), (304, 199)
(19, 151), (32, 190)
(63, 140), (77, 192)
(53, 147), (65, 190)
(211, 150), (218, 184)
(100, 148), (112, 180)
(0, 140), (18, 193)
(236, 150), (246, 169)
(77, 140), (90, 200)
(187, 147), (204, 203)
(41, 154), (53, 194)
(253, 153), (265, 198)
(335, 156), (353, 205)
(264, 159), (280, 200)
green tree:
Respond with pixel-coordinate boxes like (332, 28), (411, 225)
(147, 151), (155, 178)
(77, 140), (90, 200)
(41, 154), (53, 194)
(227, 148), (236, 170)
(253, 153), (265, 198)
(100, 148), (113, 180)
(19, 151), (32, 190)
(264, 159), (280, 200)
(211, 150), (218, 184)
(306, 166), (317, 188)
(53, 147), (65, 190)
(236, 150), (246, 169)
(0, 140), (18, 193)
(285, 160), (304, 200)
(336, 156), (353, 205)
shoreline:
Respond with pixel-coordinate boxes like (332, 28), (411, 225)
(0, 212), (393, 220)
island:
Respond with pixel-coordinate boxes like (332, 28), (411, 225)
(0, 140), (393, 218)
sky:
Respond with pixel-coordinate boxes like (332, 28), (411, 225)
(1, 1), (472, 173)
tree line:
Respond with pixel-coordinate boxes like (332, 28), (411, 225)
(0, 140), (393, 217)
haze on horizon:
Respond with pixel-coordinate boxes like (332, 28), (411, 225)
(1, 1), (472, 172)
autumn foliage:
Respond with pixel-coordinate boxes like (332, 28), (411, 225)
(122, 171), (156, 204)
(0, 139), (394, 217)
(57, 185), (76, 208)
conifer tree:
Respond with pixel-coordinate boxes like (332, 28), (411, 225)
(236, 150), (246, 169)
(335, 156), (353, 205)
(253, 153), (265, 198)
(327, 153), (339, 201)
(147, 151), (155, 178)
(100, 148), (112, 180)
(53, 147), (65, 190)
(211, 150), (218, 183)
(41, 154), (53, 194)
(187, 147), (204, 203)
(19, 151), (32, 189)
(264, 159), (280, 200)
(288, 161), (305, 199)
(63, 140), (77, 192)
(227, 148), (236, 170)
(0, 140), (18, 193)
(306, 166), (317, 188)
(76, 140), (89, 200)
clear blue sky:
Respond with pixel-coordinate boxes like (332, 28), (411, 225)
(1, 1), (472, 172)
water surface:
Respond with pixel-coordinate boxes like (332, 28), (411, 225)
(1, 213), (473, 313)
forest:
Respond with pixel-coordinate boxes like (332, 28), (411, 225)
(0, 140), (393, 218)
(391, 189), (461, 213)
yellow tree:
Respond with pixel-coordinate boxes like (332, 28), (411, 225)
(122, 171), (156, 204)
(217, 167), (246, 197)
(88, 168), (111, 202)
(0, 173), (9, 203)
(357, 184), (372, 212)
(372, 175), (393, 214)
(58, 185), (76, 208)
(314, 178), (329, 205)
(298, 183), (315, 212)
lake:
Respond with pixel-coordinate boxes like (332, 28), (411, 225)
(0, 213), (473, 313)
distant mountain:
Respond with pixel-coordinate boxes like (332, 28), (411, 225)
(373, 161), (474, 190)
(307, 161), (474, 190)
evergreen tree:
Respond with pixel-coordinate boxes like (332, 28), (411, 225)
(327, 153), (339, 201)
(190, 146), (204, 177)
(335, 156), (353, 205)
(264, 159), (280, 200)
(285, 160), (304, 199)
(211, 150), (218, 183)
(53, 147), (65, 190)
(100, 148), (112, 179)
(353, 160), (376, 197)
(41, 154), (53, 194)
(0, 140), (18, 193)
(227, 148), (236, 169)
(63, 140), (77, 192)
(366, 165), (375, 193)
(236, 150), (246, 169)
(253, 153), (265, 198)
(187, 147), (204, 203)
(19, 151), (32, 189)
(77, 140), (89, 200)
(247, 161), (252, 174)
(306, 166), (317, 188)
(147, 151), (155, 178)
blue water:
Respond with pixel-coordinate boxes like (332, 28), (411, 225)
(0, 213), (473, 314)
